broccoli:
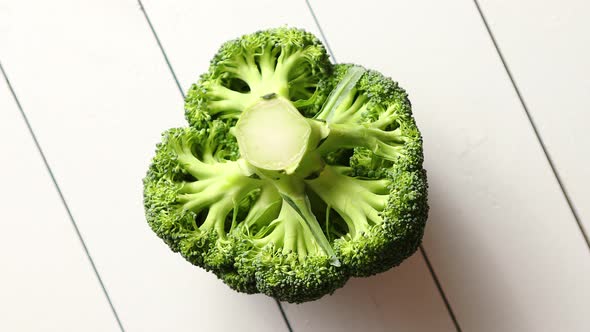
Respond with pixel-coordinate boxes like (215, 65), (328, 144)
(143, 27), (428, 303)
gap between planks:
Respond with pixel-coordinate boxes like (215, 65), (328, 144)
(0, 62), (126, 332)
(472, 0), (590, 251)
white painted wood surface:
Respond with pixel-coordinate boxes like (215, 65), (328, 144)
(139, 0), (456, 330)
(1, 0), (589, 331)
(308, 0), (590, 331)
(0, 74), (119, 331)
(284, 253), (455, 332)
(0, 1), (286, 331)
(477, 0), (590, 244)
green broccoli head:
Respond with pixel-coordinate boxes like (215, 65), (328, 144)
(144, 28), (428, 303)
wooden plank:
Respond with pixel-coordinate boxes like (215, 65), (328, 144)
(0, 71), (119, 331)
(477, 0), (590, 247)
(308, 0), (590, 331)
(0, 1), (287, 331)
(128, 0), (457, 330)
(285, 254), (456, 332)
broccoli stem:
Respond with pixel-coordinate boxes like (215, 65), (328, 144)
(314, 122), (407, 161)
(309, 65), (407, 160)
(252, 196), (337, 265)
(253, 220), (285, 248)
(177, 162), (262, 237)
(207, 52), (293, 116)
(207, 84), (250, 109)
(370, 105), (400, 130)
(315, 65), (366, 122)
(228, 58), (261, 86)
(234, 96), (314, 173)
(272, 175), (340, 266)
(305, 165), (388, 239)
(202, 200), (235, 236)
(237, 49), (291, 100)
(257, 44), (278, 79)
(174, 144), (219, 179)
(243, 185), (282, 229)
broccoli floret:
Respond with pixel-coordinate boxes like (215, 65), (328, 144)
(144, 28), (428, 303)
(143, 122), (256, 272)
(185, 27), (331, 127)
(308, 63), (427, 276)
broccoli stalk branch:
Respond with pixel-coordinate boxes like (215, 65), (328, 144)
(271, 174), (340, 266)
(305, 165), (388, 239)
(253, 198), (330, 264)
(216, 49), (315, 108)
(315, 65), (365, 123)
(176, 160), (261, 237)
(243, 184), (282, 230)
(315, 122), (408, 161)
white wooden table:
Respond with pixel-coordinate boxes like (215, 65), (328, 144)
(1, 0), (588, 331)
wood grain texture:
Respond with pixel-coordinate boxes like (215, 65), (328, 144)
(0, 1), (287, 331)
(0, 71), (119, 332)
(308, 0), (590, 331)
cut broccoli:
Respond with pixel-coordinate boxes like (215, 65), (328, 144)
(144, 27), (428, 303)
